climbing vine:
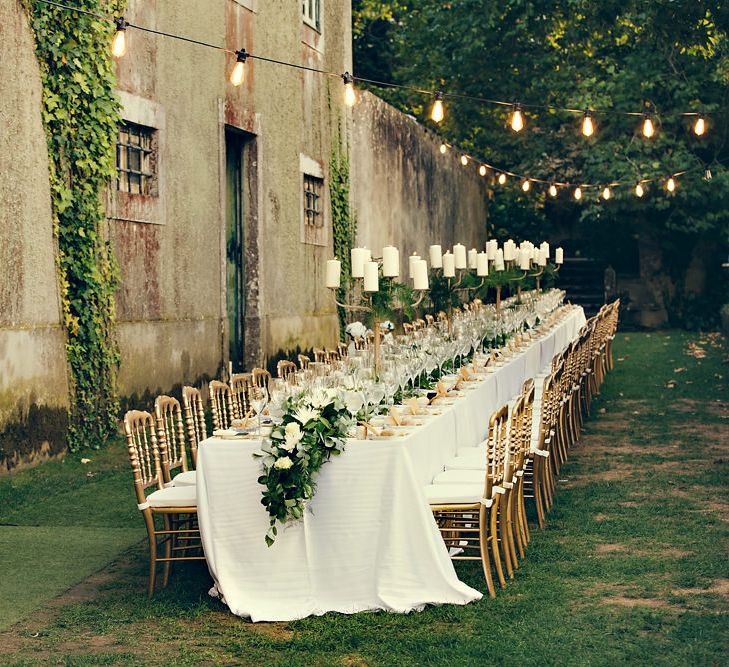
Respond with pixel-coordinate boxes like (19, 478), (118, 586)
(25, 0), (123, 449)
(329, 141), (357, 338)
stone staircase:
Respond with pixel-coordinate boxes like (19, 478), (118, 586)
(557, 257), (604, 316)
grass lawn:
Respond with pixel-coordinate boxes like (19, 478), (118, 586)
(0, 331), (727, 666)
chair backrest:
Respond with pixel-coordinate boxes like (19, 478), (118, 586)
(277, 360), (298, 381)
(483, 404), (509, 501)
(402, 322), (414, 334)
(519, 380), (535, 465)
(154, 395), (189, 483)
(182, 386), (206, 467)
(337, 342), (348, 358)
(506, 395), (524, 482)
(124, 410), (163, 506)
(230, 373), (252, 419)
(313, 348), (327, 363)
(210, 380), (235, 429)
(298, 354), (310, 370)
(251, 367), (271, 389)
(424, 314), (434, 326)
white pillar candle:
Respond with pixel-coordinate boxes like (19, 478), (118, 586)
(503, 240), (514, 261)
(363, 261), (379, 292)
(494, 249), (505, 271)
(453, 243), (467, 270)
(408, 252), (420, 279)
(468, 248), (478, 269)
(540, 241), (550, 258)
(476, 251), (489, 276)
(486, 240), (497, 260)
(519, 248), (531, 270)
(412, 259), (429, 290)
(325, 259), (341, 288)
(351, 247), (366, 278)
(429, 245), (442, 268)
(442, 251), (456, 277)
(555, 247), (564, 264)
(538, 248), (547, 266)
(382, 246), (399, 278)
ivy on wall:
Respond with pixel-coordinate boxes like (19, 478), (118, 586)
(24, 0), (122, 449)
(329, 143), (357, 338)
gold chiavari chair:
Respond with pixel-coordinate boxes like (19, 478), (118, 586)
(402, 322), (414, 334)
(251, 367), (272, 390)
(313, 348), (327, 363)
(326, 349), (341, 363)
(500, 394), (524, 578)
(154, 395), (196, 487)
(298, 354), (310, 370)
(124, 410), (203, 596)
(230, 372), (253, 419)
(182, 386), (206, 468)
(277, 360), (298, 381)
(210, 380), (235, 430)
(514, 380), (534, 554)
(337, 342), (349, 358)
(424, 405), (510, 597)
(424, 314), (435, 326)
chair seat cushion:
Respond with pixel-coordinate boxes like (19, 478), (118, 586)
(172, 470), (197, 487)
(146, 485), (197, 509)
(424, 483), (484, 505)
(433, 469), (483, 485)
(444, 449), (486, 470)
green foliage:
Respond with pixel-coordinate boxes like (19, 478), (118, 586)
(26, 0), (123, 449)
(330, 144), (357, 339)
(370, 277), (416, 321)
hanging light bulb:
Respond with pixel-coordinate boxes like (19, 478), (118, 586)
(521, 179), (531, 192)
(431, 91), (445, 123)
(498, 173), (507, 185)
(635, 182), (645, 197)
(602, 186), (611, 200)
(479, 165), (487, 177)
(230, 48), (248, 87)
(581, 110), (595, 137)
(342, 72), (356, 107)
(460, 155), (469, 166)
(573, 186), (582, 201)
(510, 104), (524, 132)
(111, 17), (127, 58)
(548, 183), (558, 197)
(641, 113), (655, 138)
(666, 176), (676, 192)
(439, 143), (447, 154)
(693, 115), (706, 136)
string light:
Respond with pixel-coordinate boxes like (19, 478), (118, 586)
(498, 173), (507, 185)
(431, 91), (445, 123)
(230, 48), (248, 86)
(111, 17), (127, 58)
(602, 186), (611, 200)
(581, 110), (595, 137)
(693, 115), (706, 136)
(510, 104), (524, 132)
(573, 186), (582, 200)
(548, 183), (558, 197)
(460, 155), (469, 166)
(641, 113), (655, 138)
(666, 176), (676, 192)
(439, 143), (448, 154)
(342, 72), (356, 107)
(635, 182), (645, 197)
(479, 165), (487, 176)
(521, 179), (531, 192)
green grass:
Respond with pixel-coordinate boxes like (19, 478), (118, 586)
(0, 331), (727, 666)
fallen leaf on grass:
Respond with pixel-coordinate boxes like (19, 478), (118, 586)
(665, 381), (677, 389)
(80, 458), (91, 464)
(673, 368), (687, 373)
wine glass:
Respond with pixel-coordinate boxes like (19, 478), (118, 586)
(250, 386), (269, 436)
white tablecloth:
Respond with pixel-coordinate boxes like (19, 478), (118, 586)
(196, 306), (586, 622)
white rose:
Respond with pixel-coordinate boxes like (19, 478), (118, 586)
(273, 456), (293, 470)
(284, 422), (301, 439)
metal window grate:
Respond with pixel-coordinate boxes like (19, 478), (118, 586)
(116, 122), (154, 195)
(303, 174), (324, 227)
(302, 0), (321, 31)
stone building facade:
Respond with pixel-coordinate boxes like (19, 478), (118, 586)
(0, 0), (488, 472)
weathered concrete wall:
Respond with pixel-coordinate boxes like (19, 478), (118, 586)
(0, 1), (69, 473)
(351, 92), (489, 267)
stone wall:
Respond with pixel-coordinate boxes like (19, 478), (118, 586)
(0, 1), (69, 473)
(351, 92), (488, 267)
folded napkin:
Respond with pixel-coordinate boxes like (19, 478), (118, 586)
(459, 366), (473, 381)
(406, 397), (421, 415)
(389, 406), (403, 426)
(429, 381), (449, 404)
(361, 421), (382, 437)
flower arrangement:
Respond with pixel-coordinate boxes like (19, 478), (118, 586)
(345, 321), (368, 340)
(253, 388), (351, 546)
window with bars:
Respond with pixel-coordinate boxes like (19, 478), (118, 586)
(116, 122), (156, 195)
(302, 0), (321, 31)
(303, 174), (324, 227)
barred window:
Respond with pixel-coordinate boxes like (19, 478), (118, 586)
(116, 122), (155, 195)
(302, 0), (321, 31)
(303, 174), (324, 227)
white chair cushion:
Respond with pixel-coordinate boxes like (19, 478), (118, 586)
(424, 483), (484, 505)
(444, 450), (486, 470)
(172, 470), (197, 487)
(433, 469), (483, 485)
(146, 485), (197, 509)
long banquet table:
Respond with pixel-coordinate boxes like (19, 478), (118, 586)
(196, 306), (587, 622)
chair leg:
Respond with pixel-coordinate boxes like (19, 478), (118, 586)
(533, 459), (546, 528)
(144, 512), (158, 598)
(499, 491), (515, 578)
(506, 485), (522, 563)
(162, 514), (172, 588)
(518, 478), (531, 544)
(490, 496), (507, 588)
(478, 507), (496, 598)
